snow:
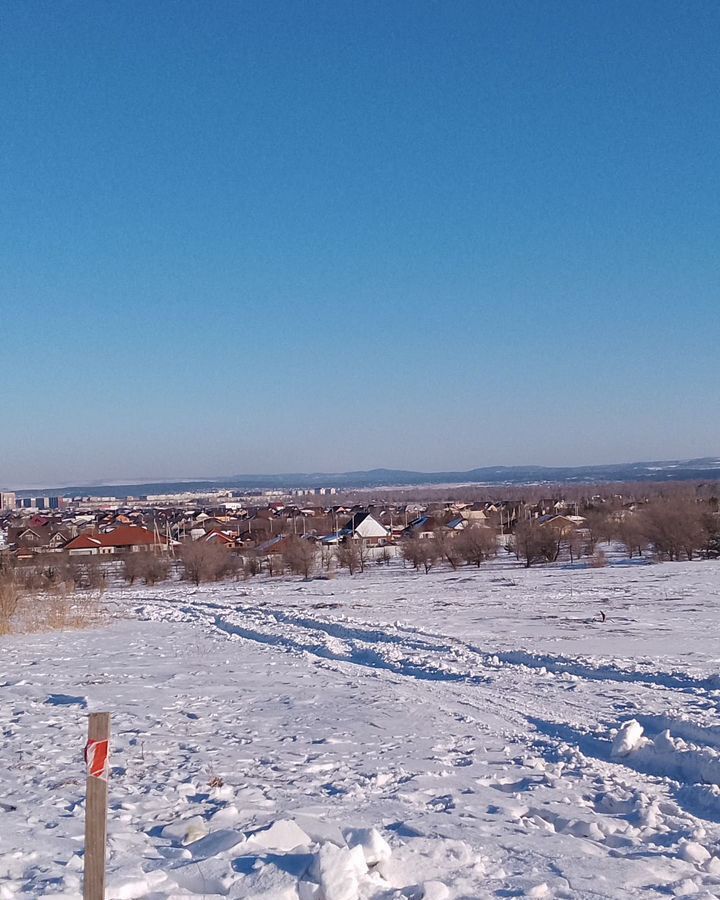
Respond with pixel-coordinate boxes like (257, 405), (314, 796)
(1, 553), (720, 897)
(344, 828), (391, 867)
(310, 842), (360, 900)
(678, 841), (712, 865)
(611, 719), (645, 757)
(246, 819), (311, 852)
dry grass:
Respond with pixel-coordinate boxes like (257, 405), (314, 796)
(0, 577), (106, 635)
(0, 577), (20, 635)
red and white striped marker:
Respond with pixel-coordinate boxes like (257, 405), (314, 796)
(84, 738), (110, 781)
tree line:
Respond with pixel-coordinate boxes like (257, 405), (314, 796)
(2, 494), (717, 599)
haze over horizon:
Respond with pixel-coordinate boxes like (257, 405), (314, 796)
(5, 454), (720, 495)
(3, 1), (719, 486)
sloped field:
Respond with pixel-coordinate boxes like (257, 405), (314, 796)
(1, 558), (720, 898)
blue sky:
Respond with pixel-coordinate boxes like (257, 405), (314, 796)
(2, 0), (719, 486)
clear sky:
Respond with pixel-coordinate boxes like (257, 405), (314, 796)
(2, 0), (719, 486)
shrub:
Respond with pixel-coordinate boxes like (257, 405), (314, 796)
(0, 575), (19, 634)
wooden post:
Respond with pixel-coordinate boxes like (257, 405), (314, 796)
(84, 712), (110, 900)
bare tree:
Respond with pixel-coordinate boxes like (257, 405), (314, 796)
(138, 552), (171, 585)
(419, 539), (438, 573)
(0, 552), (15, 577)
(401, 536), (437, 573)
(583, 509), (613, 550)
(640, 499), (706, 561)
(433, 529), (462, 569)
(243, 550), (261, 577)
(700, 511), (720, 559)
(122, 552), (142, 585)
(264, 552), (282, 576)
(356, 538), (371, 573)
(320, 542), (333, 571)
(336, 540), (361, 575)
(376, 545), (393, 566)
(614, 515), (647, 559)
(180, 540), (231, 585)
(540, 523), (564, 563)
(282, 536), (317, 578)
(401, 536), (424, 570)
(456, 526), (497, 567)
(566, 529), (584, 564)
(72, 557), (107, 591)
(513, 520), (560, 568)
(32, 555), (74, 591)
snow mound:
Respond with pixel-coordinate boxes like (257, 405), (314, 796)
(309, 842), (361, 900)
(344, 827), (391, 866)
(678, 841), (711, 865)
(246, 818), (312, 852)
(612, 720), (645, 757)
(610, 720), (720, 786)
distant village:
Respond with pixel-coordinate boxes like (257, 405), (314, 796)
(0, 488), (551, 558)
(1, 480), (718, 584)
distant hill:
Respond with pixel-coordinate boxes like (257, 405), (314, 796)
(13, 457), (720, 498)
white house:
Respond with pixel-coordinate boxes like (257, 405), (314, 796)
(340, 512), (389, 545)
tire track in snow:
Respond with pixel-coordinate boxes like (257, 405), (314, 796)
(209, 613), (492, 686)
(129, 595), (702, 760)
(133, 594), (720, 702)
(130, 592), (720, 835)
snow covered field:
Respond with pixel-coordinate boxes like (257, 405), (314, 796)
(2, 555), (720, 898)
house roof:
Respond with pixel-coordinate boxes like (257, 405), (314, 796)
(536, 514), (578, 529)
(446, 516), (467, 530)
(402, 515), (439, 535)
(203, 529), (236, 545)
(340, 512), (389, 538)
(65, 525), (158, 550)
(29, 515), (50, 527)
(101, 525), (158, 547)
(14, 526), (52, 547)
(254, 534), (287, 554)
(342, 512), (371, 531)
(64, 534), (102, 551)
